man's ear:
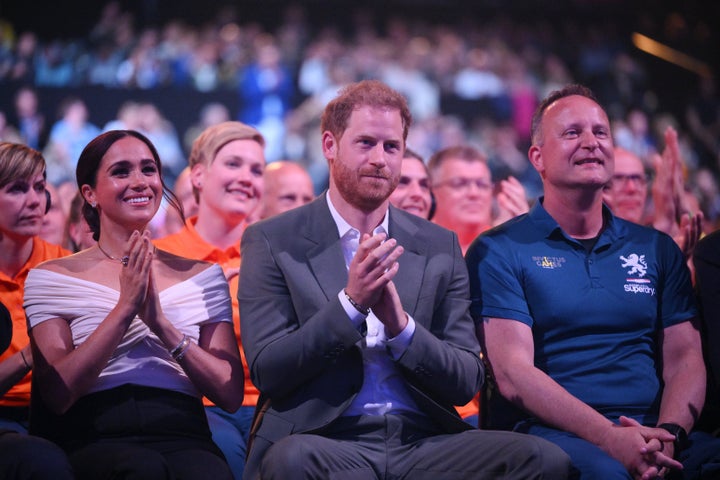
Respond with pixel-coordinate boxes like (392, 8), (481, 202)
(322, 131), (337, 164)
(528, 145), (544, 175)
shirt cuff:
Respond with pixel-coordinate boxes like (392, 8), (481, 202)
(338, 290), (366, 330)
(386, 315), (415, 359)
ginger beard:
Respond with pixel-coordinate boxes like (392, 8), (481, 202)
(330, 145), (400, 212)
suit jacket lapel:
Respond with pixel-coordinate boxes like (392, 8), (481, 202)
(303, 196), (348, 302)
(388, 207), (426, 318)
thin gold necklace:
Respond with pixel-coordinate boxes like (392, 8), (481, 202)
(97, 242), (129, 266)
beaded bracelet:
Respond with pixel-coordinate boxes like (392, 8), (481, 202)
(169, 335), (191, 361)
(344, 289), (370, 316)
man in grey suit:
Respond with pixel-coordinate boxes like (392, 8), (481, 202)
(238, 79), (570, 479)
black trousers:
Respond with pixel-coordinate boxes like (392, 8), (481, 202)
(0, 429), (74, 480)
(33, 384), (232, 480)
(259, 413), (572, 480)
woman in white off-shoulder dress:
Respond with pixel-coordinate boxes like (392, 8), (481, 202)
(24, 130), (244, 480)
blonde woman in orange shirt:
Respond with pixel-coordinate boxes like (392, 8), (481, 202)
(155, 121), (265, 480)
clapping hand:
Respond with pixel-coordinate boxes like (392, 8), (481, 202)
(494, 176), (529, 226)
(118, 230), (154, 314)
(346, 232), (406, 335)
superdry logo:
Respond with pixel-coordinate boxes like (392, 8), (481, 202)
(620, 253), (655, 295)
(532, 256), (566, 269)
(624, 284), (655, 295)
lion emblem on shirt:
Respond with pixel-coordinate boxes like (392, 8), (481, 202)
(620, 253), (647, 277)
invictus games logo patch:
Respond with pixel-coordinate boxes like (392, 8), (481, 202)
(532, 256), (566, 269)
(620, 253), (655, 295)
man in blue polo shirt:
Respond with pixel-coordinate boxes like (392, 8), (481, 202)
(466, 84), (720, 479)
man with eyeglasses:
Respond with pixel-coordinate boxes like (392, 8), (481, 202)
(603, 129), (702, 260)
(602, 147), (648, 224)
(428, 145), (530, 426)
(429, 145), (528, 255)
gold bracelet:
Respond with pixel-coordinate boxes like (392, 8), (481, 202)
(20, 350), (31, 370)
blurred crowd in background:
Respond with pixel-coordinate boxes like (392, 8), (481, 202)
(0, 0), (718, 232)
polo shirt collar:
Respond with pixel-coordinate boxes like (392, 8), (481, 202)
(184, 216), (241, 258)
(530, 197), (626, 249)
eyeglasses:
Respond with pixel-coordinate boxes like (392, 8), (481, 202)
(610, 173), (648, 187)
(433, 177), (493, 192)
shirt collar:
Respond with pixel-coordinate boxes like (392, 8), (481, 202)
(0, 237), (67, 284)
(185, 216), (241, 258)
(326, 192), (389, 239)
(529, 196), (624, 247)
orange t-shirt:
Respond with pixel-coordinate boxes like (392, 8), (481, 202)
(155, 217), (258, 408)
(0, 238), (69, 407)
(456, 393), (480, 421)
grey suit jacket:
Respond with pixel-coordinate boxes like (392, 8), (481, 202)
(238, 195), (483, 479)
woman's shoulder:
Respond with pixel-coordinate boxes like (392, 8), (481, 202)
(34, 250), (99, 276)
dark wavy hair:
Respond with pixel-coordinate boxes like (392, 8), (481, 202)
(75, 130), (184, 241)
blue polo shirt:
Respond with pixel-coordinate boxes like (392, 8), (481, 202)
(466, 199), (696, 418)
